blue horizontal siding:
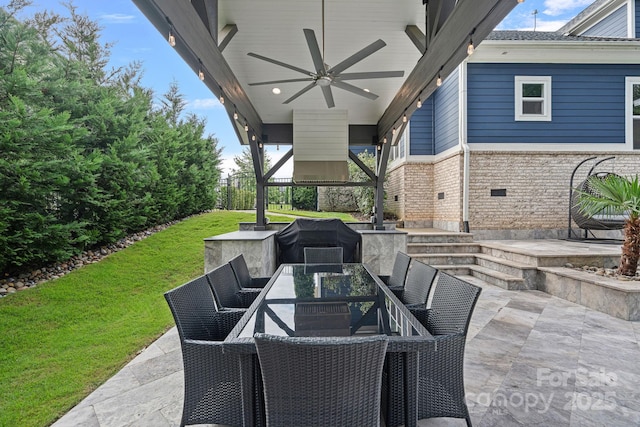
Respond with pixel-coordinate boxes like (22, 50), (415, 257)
(637, 0), (640, 37)
(582, 5), (627, 37)
(466, 63), (638, 144)
(409, 97), (434, 155)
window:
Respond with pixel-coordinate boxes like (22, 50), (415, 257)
(390, 128), (406, 161)
(515, 76), (551, 121)
(626, 77), (640, 149)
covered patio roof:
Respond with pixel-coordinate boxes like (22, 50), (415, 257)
(132, 0), (521, 228)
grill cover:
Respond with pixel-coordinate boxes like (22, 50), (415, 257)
(275, 218), (361, 264)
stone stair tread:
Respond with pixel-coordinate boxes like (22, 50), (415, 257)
(410, 252), (534, 269)
(433, 264), (525, 283)
(407, 242), (481, 248)
(473, 253), (538, 269)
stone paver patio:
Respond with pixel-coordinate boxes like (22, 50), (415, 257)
(52, 272), (640, 427)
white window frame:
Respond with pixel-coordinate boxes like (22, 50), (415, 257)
(390, 126), (407, 162)
(515, 76), (552, 121)
(625, 76), (640, 148)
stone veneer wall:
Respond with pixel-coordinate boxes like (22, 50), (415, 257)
(468, 151), (640, 239)
(432, 153), (463, 232)
(384, 151), (640, 238)
(386, 161), (435, 227)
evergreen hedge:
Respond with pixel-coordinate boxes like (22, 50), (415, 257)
(0, 4), (222, 274)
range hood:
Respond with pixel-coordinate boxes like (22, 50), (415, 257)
(293, 110), (349, 184)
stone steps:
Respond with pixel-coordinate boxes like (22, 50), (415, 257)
(405, 230), (536, 290)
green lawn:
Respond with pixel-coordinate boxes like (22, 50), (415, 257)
(0, 210), (303, 427)
(267, 208), (358, 221)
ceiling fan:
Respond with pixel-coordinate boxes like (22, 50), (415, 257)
(247, 9), (404, 108)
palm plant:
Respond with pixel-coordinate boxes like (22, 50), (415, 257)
(576, 174), (640, 276)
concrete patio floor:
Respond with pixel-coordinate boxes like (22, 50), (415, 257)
(51, 240), (640, 427)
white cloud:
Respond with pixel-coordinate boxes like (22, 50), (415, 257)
(189, 98), (223, 110)
(219, 156), (237, 177)
(100, 13), (136, 24)
(542, 0), (592, 17)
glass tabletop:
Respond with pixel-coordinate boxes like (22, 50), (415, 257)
(234, 263), (427, 339)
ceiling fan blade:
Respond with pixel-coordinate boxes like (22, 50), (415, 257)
(303, 29), (326, 74)
(331, 80), (378, 100)
(321, 85), (335, 108)
(283, 82), (316, 104)
(247, 52), (312, 76)
(328, 39), (386, 75)
(248, 78), (311, 86)
(338, 71), (405, 80)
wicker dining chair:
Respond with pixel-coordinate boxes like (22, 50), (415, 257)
(254, 333), (389, 427)
(399, 259), (438, 308)
(413, 272), (482, 426)
(206, 263), (261, 308)
(379, 251), (412, 291)
(303, 246), (344, 264)
(164, 275), (245, 427)
(382, 259), (436, 427)
(229, 254), (271, 288)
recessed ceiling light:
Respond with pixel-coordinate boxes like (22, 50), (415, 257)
(272, 87), (281, 95)
(363, 88), (370, 92)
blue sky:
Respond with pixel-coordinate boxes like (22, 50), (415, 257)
(12, 0), (593, 176)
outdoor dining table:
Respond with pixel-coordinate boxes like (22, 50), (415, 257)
(223, 263), (434, 427)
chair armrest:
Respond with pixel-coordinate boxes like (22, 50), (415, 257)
(218, 309), (247, 333)
(387, 285), (404, 299)
(248, 276), (271, 288)
(237, 288), (261, 307)
(407, 305), (429, 327)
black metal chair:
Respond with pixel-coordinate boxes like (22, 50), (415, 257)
(412, 272), (482, 426)
(164, 275), (245, 427)
(379, 251), (411, 291)
(206, 263), (261, 308)
(303, 246), (344, 264)
(229, 254), (271, 288)
(254, 333), (389, 427)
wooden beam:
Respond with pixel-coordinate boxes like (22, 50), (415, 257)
(218, 24), (238, 52)
(349, 150), (376, 182)
(132, 0), (262, 137)
(377, 0), (518, 138)
(405, 25), (426, 54)
(264, 149), (293, 181)
(203, 0), (218, 41)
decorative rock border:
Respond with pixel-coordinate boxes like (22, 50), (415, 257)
(0, 220), (181, 297)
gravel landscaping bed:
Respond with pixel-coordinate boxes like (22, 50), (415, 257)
(0, 221), (179, 297)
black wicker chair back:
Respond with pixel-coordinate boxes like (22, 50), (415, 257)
(164, 275), (222, 342)
(414, 273), (482, 427)
(229, 254), (271, 288)
(164, 277), (245, 427)
(402, 260), (438, 306)
(427, 272), (482, 335)
(206, 263), (260, 309)
(384, 251), (411, 288)
(255, 333), (388, 427)
(303, 246), (344, 264)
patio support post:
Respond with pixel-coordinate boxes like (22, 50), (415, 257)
(374, 140), (392, 230)
(249, 139), (267, 230)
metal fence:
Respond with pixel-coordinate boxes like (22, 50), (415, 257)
(216, 173), (316, 211)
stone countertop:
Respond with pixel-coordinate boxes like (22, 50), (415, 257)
(204, 230), (278, 241)
(358, 229), (407, 234)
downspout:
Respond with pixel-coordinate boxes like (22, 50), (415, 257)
(459, 61), (470, 233)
